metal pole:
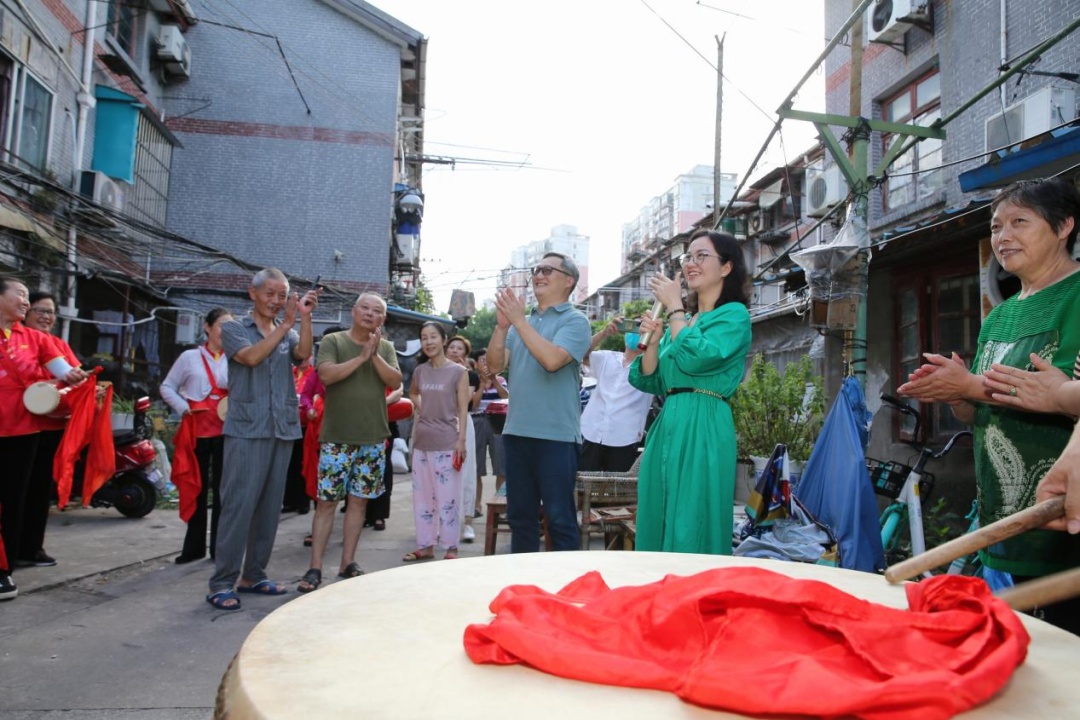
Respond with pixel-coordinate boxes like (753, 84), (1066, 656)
(713, 34), (724, 221)
(62, 0), (98, 342)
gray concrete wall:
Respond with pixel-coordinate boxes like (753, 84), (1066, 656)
(163, 0), (402, 291)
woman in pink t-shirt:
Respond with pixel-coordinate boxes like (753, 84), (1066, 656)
(404, 322), (470, 561)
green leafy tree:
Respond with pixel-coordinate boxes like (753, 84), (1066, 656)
(730, 354), (825, 462)
(413, 276), (437, 315)
(460, 305), (497, 352)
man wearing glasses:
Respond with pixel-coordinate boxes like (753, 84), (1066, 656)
(487, 253), (591, 552)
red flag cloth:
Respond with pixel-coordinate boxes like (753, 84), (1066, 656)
(302, 396), (324, 500)
(80, 384), (116, 505)
(464, 568), (1029, 720)
(171, 412), (200, 522)
(53, 380), (106, 509)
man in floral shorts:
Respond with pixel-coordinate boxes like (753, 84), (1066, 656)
(299, 294), (401, 592)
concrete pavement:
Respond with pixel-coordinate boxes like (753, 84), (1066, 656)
(0, 471), (502, 719)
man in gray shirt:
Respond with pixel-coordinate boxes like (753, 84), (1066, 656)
(206, 268), (318, 611)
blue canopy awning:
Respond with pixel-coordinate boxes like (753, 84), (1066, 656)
(959, 126), (1080, 192)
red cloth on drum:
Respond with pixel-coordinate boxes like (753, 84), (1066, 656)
(171, 413), (200, 522)
(0, 323), (66, 436)
(463, 568), (1029, 720)
(302, 396), (323, 499)
(54, 382), (115, 508)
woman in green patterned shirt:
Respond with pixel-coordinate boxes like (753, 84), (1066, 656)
(899, 177), (1080, 635)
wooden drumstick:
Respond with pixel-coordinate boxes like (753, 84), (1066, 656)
(994, 566), (1080, 611)
(884, 497), (1066, 584)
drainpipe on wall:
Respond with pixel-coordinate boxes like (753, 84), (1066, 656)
(999, 0), (1008, 108)
(62, 0), (98, 342)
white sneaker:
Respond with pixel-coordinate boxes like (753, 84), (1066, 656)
(462, 525), (476, 543)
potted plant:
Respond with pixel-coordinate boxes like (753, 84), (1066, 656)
(730, 354), (825, 488)
(111, 395), (136, 431)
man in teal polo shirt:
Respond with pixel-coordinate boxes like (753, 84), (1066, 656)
(488, 252), (592, 552)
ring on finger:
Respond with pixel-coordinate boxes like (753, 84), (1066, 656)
(1008, 386), (1018, 397)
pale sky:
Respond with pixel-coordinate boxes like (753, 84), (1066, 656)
(371, 0), (828, 312)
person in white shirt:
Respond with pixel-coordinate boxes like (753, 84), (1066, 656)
(160, 307), (232, 564)
(579, 316), (653, 472)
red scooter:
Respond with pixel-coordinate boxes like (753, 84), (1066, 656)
(71, 396), (160, 518)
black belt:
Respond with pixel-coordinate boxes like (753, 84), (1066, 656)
(667, 387), (727, 401)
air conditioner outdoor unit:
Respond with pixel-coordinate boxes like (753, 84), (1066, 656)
(868, 0), (930, 45)
(157, 25), (191, 77)
(984, 86), (1076, 154)
(80, 171), (126, 212)
(805, 165), (847, 218)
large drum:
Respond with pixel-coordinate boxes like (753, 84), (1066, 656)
(217, 552), (1080, 719)
(485, 399), (507, 435)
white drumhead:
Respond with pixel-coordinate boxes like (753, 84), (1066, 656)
(217, 396), (228, 421)
(23, 382), (61, 415)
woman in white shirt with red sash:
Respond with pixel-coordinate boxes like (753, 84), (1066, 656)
(161, 308), (231, 564)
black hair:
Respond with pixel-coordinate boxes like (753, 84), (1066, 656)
(684, 230), (751, 312)
(991, 177), (1080, 253)
(419, 321), (448, 342)
(204, 307), (231, 327)
(28, 291), (56, 306)
(0, 275), (21, 294)
(473, 348), (488, 360)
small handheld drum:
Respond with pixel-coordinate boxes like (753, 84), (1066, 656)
(23, 381), (75, 419)
(217, 396), (229, 421)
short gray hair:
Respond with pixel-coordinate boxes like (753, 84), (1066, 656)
(252, 267), (288, 289)
(355, 292), (387, 311)
(543, 252), (578, 291)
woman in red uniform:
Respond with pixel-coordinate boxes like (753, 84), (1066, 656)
(19, 291), (81, 568)
(0, 277), (88, 600)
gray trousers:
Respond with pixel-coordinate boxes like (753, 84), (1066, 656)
(209, 437), (293, 593)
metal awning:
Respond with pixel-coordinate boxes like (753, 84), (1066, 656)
(0, 203), (66, 252)
(958, 126), (1080, 192)
(385, 304), (454, 325)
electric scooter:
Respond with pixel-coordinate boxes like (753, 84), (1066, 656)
(71, 396), (161, 518)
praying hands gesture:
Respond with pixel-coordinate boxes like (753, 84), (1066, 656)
(495, 288), (526, 329)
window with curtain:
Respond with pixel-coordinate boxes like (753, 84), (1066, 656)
(882, 71), (942, 213)
(17, 74), (52, 172)
(0, 54), (54, 172)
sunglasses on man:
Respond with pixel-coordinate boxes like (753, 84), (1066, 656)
(531, 265), (574, 278)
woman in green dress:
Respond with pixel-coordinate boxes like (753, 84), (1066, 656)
(629, 229), (752, 554)
(899, 177), (1080, 635)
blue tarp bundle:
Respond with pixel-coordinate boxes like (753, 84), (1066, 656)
(794, 377), (885, 573)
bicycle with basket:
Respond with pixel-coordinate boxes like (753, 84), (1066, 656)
(868, 393), (972, 575)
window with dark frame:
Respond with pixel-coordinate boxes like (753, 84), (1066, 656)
(882, 70), (942, 213)
(107, 1), (146, 61)
(893, 262), (980, 443)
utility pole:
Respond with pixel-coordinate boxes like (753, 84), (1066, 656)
(848, 0), (868, 381)
(713, 34), (725, 220)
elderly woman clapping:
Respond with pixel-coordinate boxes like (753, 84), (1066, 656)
(898, 177), (1080, 635)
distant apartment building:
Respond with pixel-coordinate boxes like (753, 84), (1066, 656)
(620, 166), (737, 272)
(500, 224), (590, 306)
